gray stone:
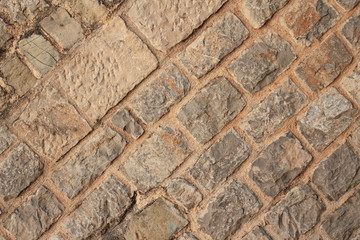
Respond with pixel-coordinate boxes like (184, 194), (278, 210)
(0, 126), (16, 155)
(67, 0), (107, 27)
(197, 181), (262, 240)
(242, 227), (272, 240)
(298, 88), (357, 151)
(178, 77), (246, 144)
(342, 61), (360, 105)
(228, 33), (295, 93)
(3, 186), (64, 240)
(265, 185), (326, 240)
(307, 234), (323, 240)
(167, 178), (202, 211)
(239, 79), (306, 143)
(0, 18), (11, 49)
(312, 142), (360, 201)
(249, 132), (312, 197)
(342, 13), (360, 50)
(53, 127), (126, 199)
(130, 64), (190, 124)
(120, 126), (192, 193)
(0, 143), (43, 201)
(351, 125), (360, 149)
(179, 12), (248, 78)
(177, 233), (199, 240)
(190, 128), (251, 190)
(336, 0), (360, 10)
(111, 109), (144, 139)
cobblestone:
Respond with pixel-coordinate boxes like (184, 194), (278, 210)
(111, 109), (144, 139)
(48, 235), (65, 240)
(342, 61), (360, 105)
(242, 227), (272, 240)
(0, 19), (11, 50)
(177, 233), (199, 240)
(0, 126), (16, 155)
(167, 178), (202, 211)
(342, 12), (360, 50)
(336, 0), (360, 10)
(67, 0), (107, 27)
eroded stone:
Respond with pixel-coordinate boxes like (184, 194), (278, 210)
(0, 126), (16, 155)
(49, 235), (65, 240)
(111, 109), (144, 139)
(67, 0), (107, 26)
(336, 0), (360, 10)
(101, 0), (124, 8)
(351, 124), (360, 148)
(342, 61), (360, 105)
(342, 13), (360, 50)
(307, 234), (323, 240)
(177, 233), (199, 240)
(167, 178), (202, 211)
(242, 227), (272, 240)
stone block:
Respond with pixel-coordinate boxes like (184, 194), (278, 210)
(111, 109), (144, 139)
(177, 233), (199, 240)
(342, 61), (360, 105)
(342, 13), (360, 50)
(67, 0), (107, 26)
(242, 227), (272, 240)
(101, 0), (124, 8)
(0, 18), (12, 49)
(167, 178), (202, 211)
(0, 126), (16, 155)
(336, 0), (360, 10)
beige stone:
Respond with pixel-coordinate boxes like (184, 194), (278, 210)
(67, 0), (107, 26)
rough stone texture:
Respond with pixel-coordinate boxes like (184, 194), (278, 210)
(197, 181), (262, 240)
(111, 109), (144, 139)
(53, 127), (126, 199)
(322, 189), (360, 240)
(0, 143), (43, 201)
(249, 132), (312, 197)
(0, 81), (13, 113)
(124, 198), (188, 240)
(242, 227), (272, 240)
(0, 126), (16, 155)
(48, 235), (65, 240)
(167, 178), (202, 211)
(295, 34), (353, 91)
(307, 234), (323, 240)
(178, 77), (246, 144)
(101, 0), (124, 8)
(265, 185), (326, 240)
(190, 128), (251, 190)
(342, 13), (360, 50)
(177, 233), (199, 240)
(13, 84), (91, 161)
(298, 88), (357, 151)
(351, 125), (360, 149)
(227, 33), (296, 94)
(3, 186), (64, 240)
(239, 0), (290, 28)
(0, 19), (12, 49)
(342, 61), (360, 105)
(0, 236), (7, 240)
(312, 142), (360, 201)
(127, 0), (227, 52)
(67, 0), (107, 27)
(336, 0), (360, 10)
(239, 79), (306, 143)
(282, 0), (338, 46)
(179, 12), (249, 78)
(54, 16), (158, 122)
(64, 176), (132, 239)
(130, 64), (190, 124)
(120, 126), (192, 193)
(40, 8), (84, 50)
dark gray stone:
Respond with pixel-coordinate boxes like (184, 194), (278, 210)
(0, 126), (16, 155)
(342, 13), (360, 50)
(167, 178), (202, 211)
(111, 109), (144, 139)
(242, 227), (272, 240)
(336, 0), (360, 10)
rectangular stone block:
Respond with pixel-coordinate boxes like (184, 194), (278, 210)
(0, 126), (16, 155)
(167, 178), (202, 211)
(342, 61), (360, 105)
(111, 109), (144, 139)
(242, 227), (272, 240)
(336, 0), (360, 10)
(342, 13), (360, 50)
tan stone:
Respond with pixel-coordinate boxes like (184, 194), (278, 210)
(67, 0), (107, 26)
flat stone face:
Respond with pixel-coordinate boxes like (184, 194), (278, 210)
(342, 61), (360, 105)
(297, 88), (357, 151)
(0, 126), (16, 155)
(265, 185), (325, 240)
(3, 187), (64, 240)
(282, 0), (338, 46)
(67, 0), (107, 26)
(54, 16), (158, 122)
(242, 227), (272, 240)
(239, 79), (306, 143)
(312, 142), (360, 201)
(336, 0), (360, 10)
(177, 233), (199, 240)
(53, 127), (126, 199)
(197, 181), (262, 240)
(13, 84), (91, 161)
(295, 34), (353, 91)
(179, 12), (249, 78)
(178, 77), (246, 144)
(127, 0), (227, 52)
(124, 198), (188, 240)
(227, 33), (295, 94)
(111, 109), (144, 139)
(342, 13), (360, 50)
(249, 132), (312, 197)
(167, 178), (202, 211)
(0, 143), (43, 201)
(120, 126), (192, 193)
(190, 128), (251, 190)
(64, 176), (132, 239)
(130, 64), (190, 124)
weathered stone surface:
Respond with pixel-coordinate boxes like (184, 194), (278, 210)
(265, 185), (325, 240)
(351, 125), (360, 149)
(124, 198), (188, 240)
(242, 227), (272, 240)
(336, 0), (360, 10)
(0, 81), (13, 113)
(228, 33), (295, 94)
(178, 77), (246, 144)
(249, 132), (312, 197)
(120, 126), (192, 193)
(282, 0), (338, 46)
(48, 235), (65, 240)
(0, 143), (43, 201)
(111, 109), (144, 139)
(3, 186), (64, 240)
(40, 8), (84, 50)
(130, 64), (190, 124)
(312, 142), (360, 201)
(179, 12), (248, 78)
(239, 0), (289, 28)
(295, 34), (353, 91)
(64, 176), (132, 239)
(0, 18), (12, 49)
(177, 233), (199, 240)
(167, 178), (202, 210)
(0, 126), (16, 155)
(322, 189), (360, 240)
(67, 0), (107, 26)
(54, 16), (157, 122)
(101, 0), (124, 8)
(197, 181), (261, 240)
(342, 13), (360, 50)
(239, 79), (306, 143)
(190, 128), (251, 190)
(298, 88), (357, 151)
(342, 61), (360, 105)
(53, 127), (126, 199)
(307, 234), (323, 240)
(0, 236), (7, 240)
(13, 84), (91, 161)
(127, 0), (227, 52)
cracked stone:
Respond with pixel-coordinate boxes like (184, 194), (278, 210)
(0, 18), (12, 49)
(336, 0), (360, 10)
(178, 77), (246, 144)
(190, 128), (251, 190)
(0, 126), (16, 155)
(228, 33), (296, 94)
(167, 178), (202, 211)
(67, 0), (107, 27)
(342, 13), (360, 50)
(242, 227), (272, 240)
(111, 109), (144, 139)
(342, 61), (360, 105)
(177, 233), (199, 240)
(179, 12), (249, 78)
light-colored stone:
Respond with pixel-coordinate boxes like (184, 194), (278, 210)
(351, 124), (360, 149)
(336, 0), (360, 10)
(242, 227), (272, 240)
(48, 235), (65, 240)
(307, 234), (323, 240)
(0, 126), (16, 155)
(342, 13), (360, 50)
(167, 178), (202, 211)
(111, 109), (144, 139)
(0, 18), (11, 49)
(101, 0), (124, 8)
(177, 233), (199, 240)
(342, 61), (360, 105)
(67, 0), (107, 26)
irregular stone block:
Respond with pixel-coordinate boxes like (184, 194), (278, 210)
(167, 178), (202, 211)
(242, 227), (272, 240)
(190, 128), (251, 190)
(178, 77), (246, 144)
(228, 33), (295, 94)
(0, 18), (12, 49)
(336, 0), (360, 10)
(342, 13), (360, 50)
(111, 109), (144, 139)
(179, 12), (248, 78)
(298, 88), (357, 151)
(67, 0), (107, 26)
(0, 126), (16, 155)
(239, 79), (306, 143)
(342, 61), (360, 105)
(177, 233), (198, 240)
